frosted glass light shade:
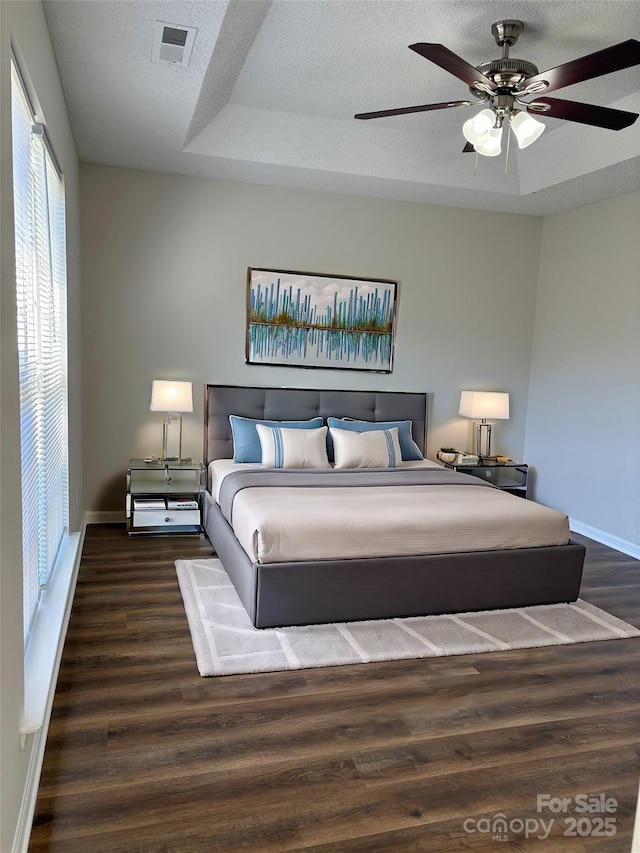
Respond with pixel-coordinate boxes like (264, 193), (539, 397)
(150, 380), (193, 413)
(473, 127), (503, 157)
(462, 108), (496, 146)
(459, 391), (509, 420)
(511, 111), (545, 149)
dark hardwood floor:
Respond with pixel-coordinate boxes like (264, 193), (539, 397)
(29, 526), (640, 852)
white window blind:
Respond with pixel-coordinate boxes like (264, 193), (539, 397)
(11, 60), (69, 646)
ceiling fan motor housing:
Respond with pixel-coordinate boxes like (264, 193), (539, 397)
(470, 20), (539, 97)
(471, 57), (540, 95)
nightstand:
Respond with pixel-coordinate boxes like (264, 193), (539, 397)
(126, 459), (206, 536)
(442, 459), (529, 498)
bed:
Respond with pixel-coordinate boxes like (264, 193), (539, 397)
(202, 384), (585, 628)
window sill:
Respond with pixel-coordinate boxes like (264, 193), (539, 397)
(21, 529), (84, 745)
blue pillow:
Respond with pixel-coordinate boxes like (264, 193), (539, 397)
(230, 415), (324, 463)
(326, 417), (423, 461)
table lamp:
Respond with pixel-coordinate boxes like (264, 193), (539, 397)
(150, 380), (193, 461)
(459, 391), (509, 458)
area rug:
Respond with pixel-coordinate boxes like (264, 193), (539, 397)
(175, 558), (640, 677)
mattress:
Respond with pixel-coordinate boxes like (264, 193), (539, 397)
(208, 460), (571, 565)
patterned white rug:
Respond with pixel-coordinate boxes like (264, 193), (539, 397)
(175, 558), (640, 677)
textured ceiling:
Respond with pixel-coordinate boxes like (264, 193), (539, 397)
(43, 0), (640, 215)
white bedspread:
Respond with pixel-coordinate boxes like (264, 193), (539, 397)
(208, 459), (571, 565)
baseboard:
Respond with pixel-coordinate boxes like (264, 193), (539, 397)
(631, 780), (640, 852)
(84, 510), (124, 524)
(570, 519), (640, 560)
(13, 522), (86, 853)
(12, 724), (48, 853)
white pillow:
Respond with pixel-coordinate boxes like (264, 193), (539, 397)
(256, 424), (330, 469)
(330, 426), (402, 469)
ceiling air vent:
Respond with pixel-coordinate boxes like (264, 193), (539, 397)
(152, 21), (197, 66)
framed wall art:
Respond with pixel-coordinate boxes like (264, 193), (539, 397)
(246, 268), (398, 372)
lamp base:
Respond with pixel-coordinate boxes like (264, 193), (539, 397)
(475, 421), (493, 458)
(161, 421), (169, 462)
(160, 413), (191, 462)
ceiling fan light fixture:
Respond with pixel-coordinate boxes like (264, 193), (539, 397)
(462, 108), (496, 145)
(511, 111), (545, 148)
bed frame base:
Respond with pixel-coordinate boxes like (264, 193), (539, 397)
(205, 496), (586, 629)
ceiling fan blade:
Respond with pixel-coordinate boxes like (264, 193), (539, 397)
(523, 39), (640, 95)
(462, 142), (475, 153)
(527, 97), (639, 130)
(354, 100), (473, 120)
(409, 43), (496, 90)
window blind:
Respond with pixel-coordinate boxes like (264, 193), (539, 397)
(11, 60), (69, 646)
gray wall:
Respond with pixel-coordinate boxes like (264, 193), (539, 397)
(80, 164), (543, 513)
(0, 1), (82, 849)
(525, 191), (640, 553)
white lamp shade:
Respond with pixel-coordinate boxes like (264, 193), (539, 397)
(462, 108), (495, 146)
(511, 111), (545, 149)
(459, 391), (509, 420)
(150, 380), (193, 413)
(473, 126), (503, 157)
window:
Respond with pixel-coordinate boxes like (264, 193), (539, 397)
(11, 59), (69, 646)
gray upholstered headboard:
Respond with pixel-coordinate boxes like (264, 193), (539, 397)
(203, 384), (429, 465)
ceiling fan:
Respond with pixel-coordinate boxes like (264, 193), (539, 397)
(355, 21), (640, 157)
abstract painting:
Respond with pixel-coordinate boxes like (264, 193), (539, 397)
(246, 268), (398, 372)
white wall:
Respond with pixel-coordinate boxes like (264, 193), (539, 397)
(0, 2), (82, 850)
(79, 165), (543, 512)
(526, 191), (640, 554)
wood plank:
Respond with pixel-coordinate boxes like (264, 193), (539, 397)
(29, 524), (640, 852)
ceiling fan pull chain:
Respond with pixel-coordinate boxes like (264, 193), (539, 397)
(474, 149), (479, 177)
(504, 117), (512, 177)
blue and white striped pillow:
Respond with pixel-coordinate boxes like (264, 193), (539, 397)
(326, 417), (423, 461)
(329, 426), (402, 469)
(256, 424), (329, 469)
(230, 415), (323, 463)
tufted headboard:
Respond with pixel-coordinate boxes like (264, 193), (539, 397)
(203, 384), (429, 465)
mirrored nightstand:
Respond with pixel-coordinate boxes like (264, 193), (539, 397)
(126, 459), (206, 536)
(441, 459), (529, 498)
